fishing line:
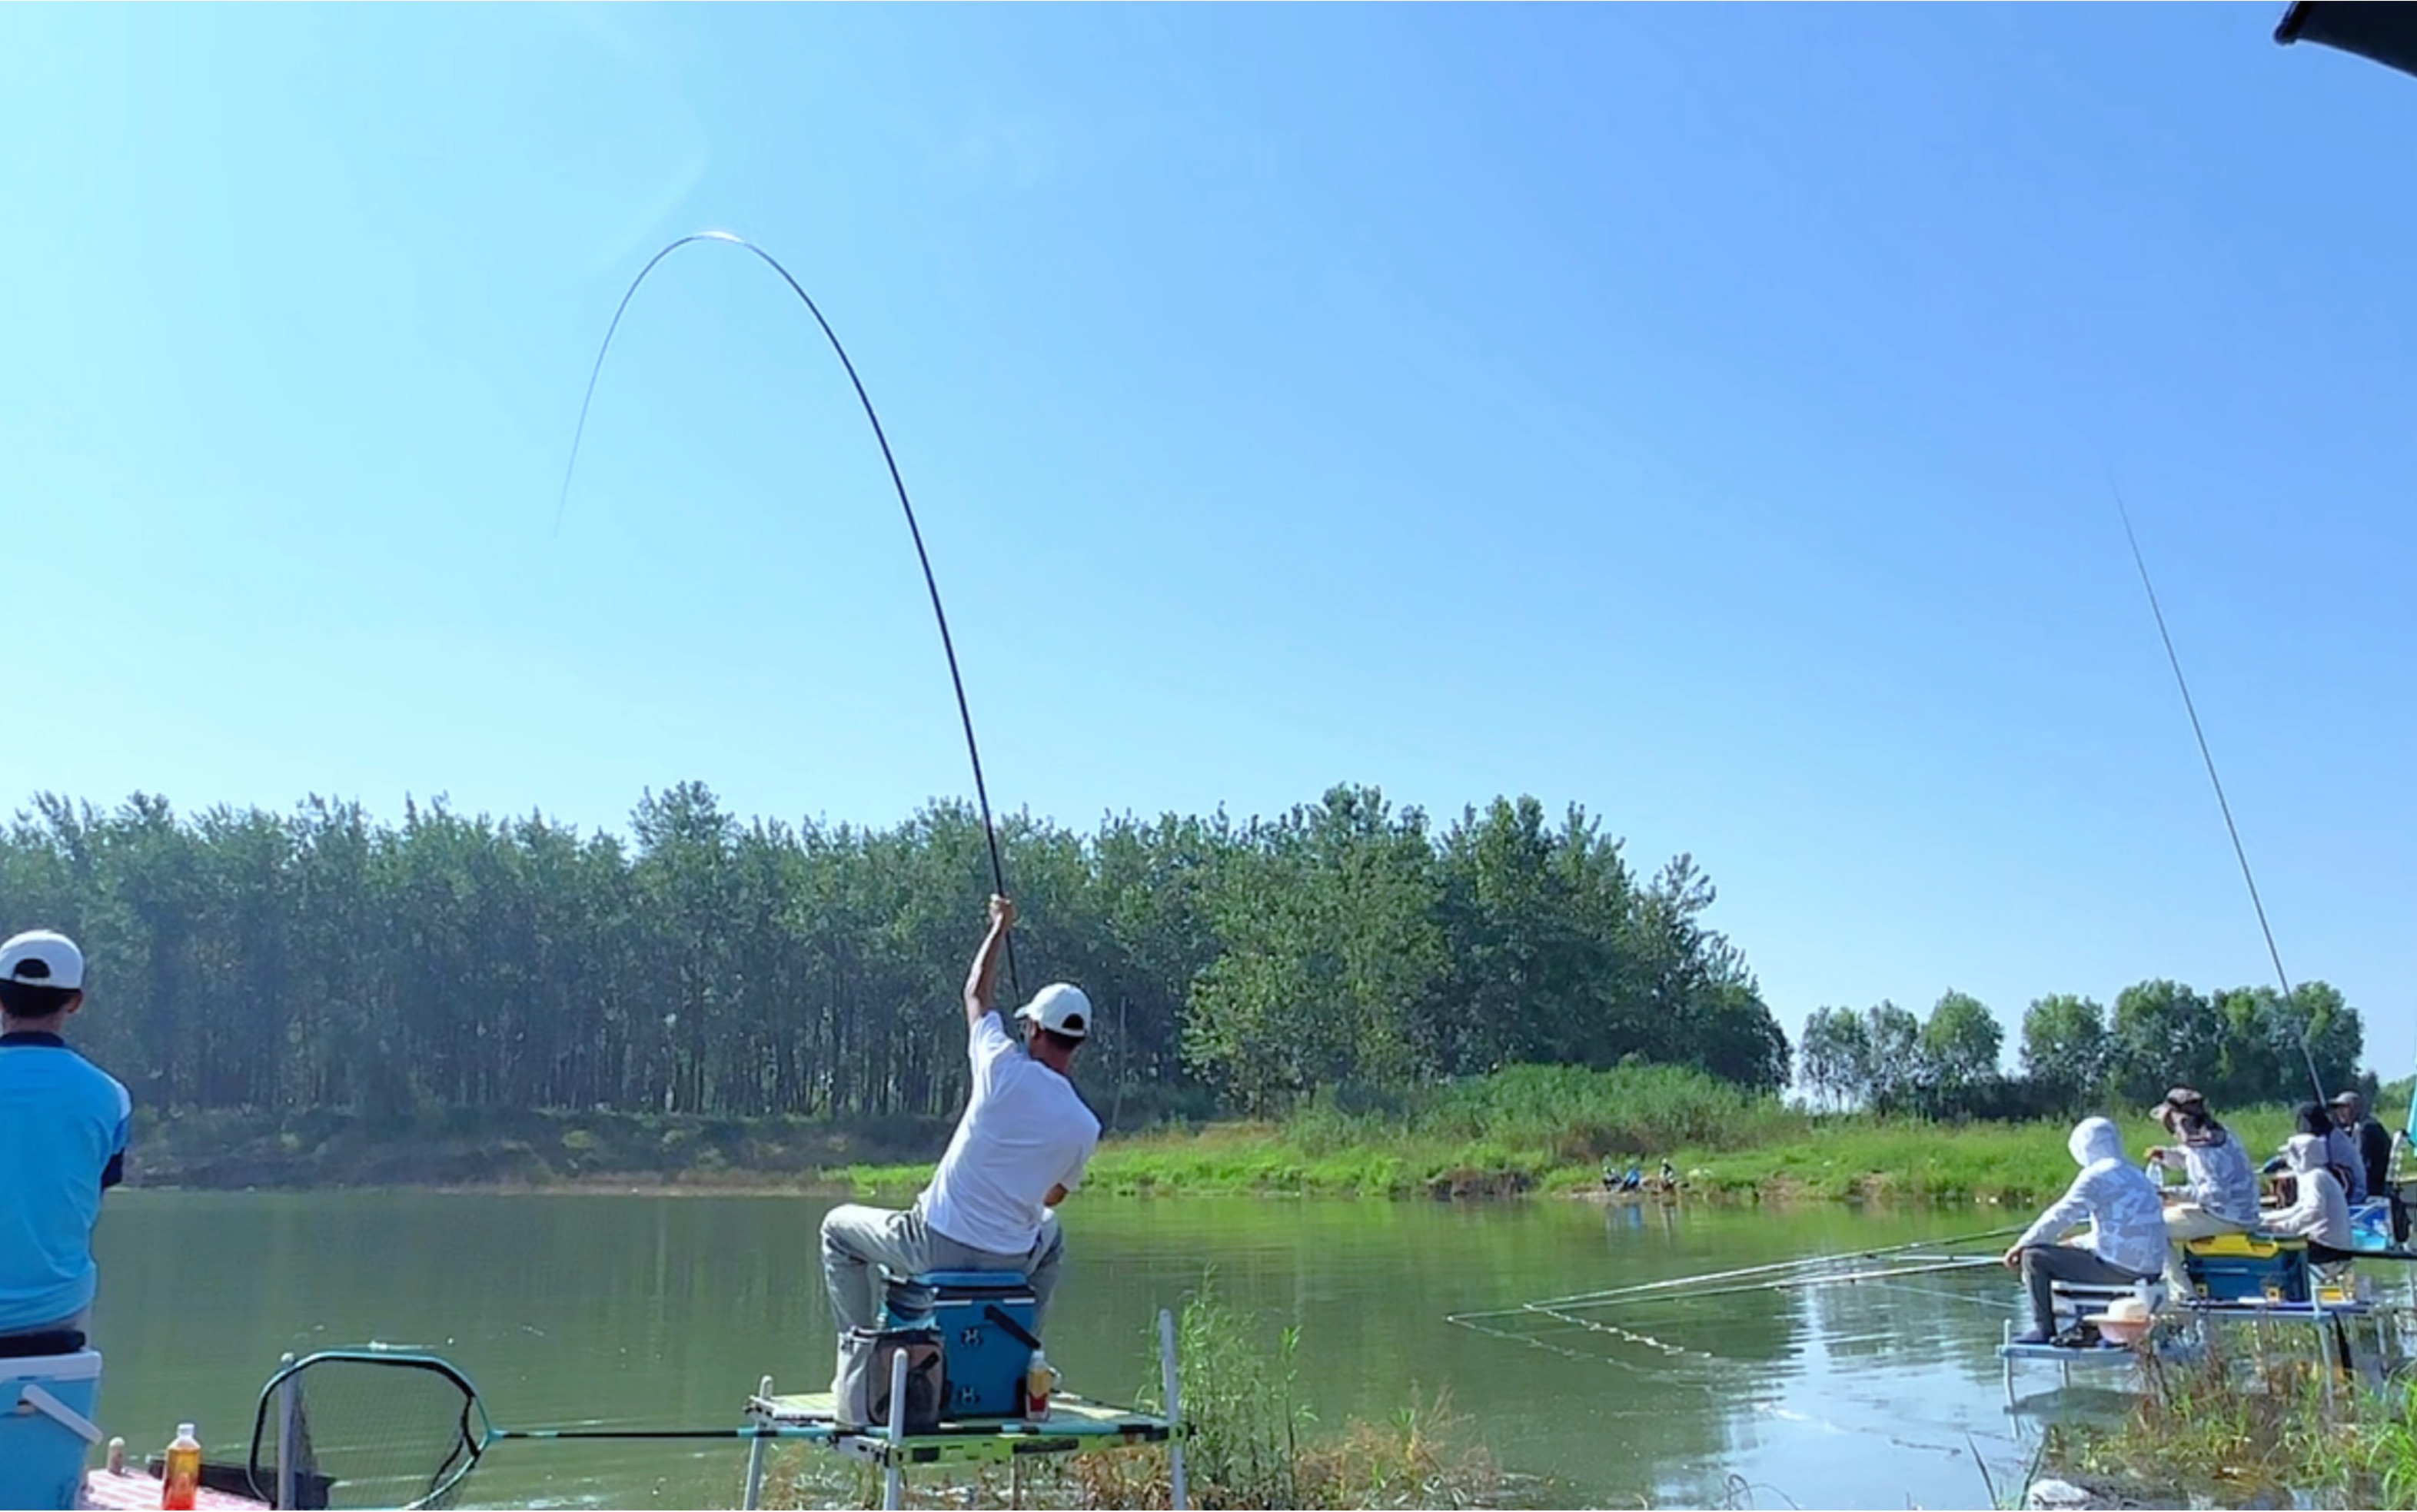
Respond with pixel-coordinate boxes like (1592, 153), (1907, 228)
(557, 231), (1019, 994)
(2107, 468), (2324, 1106)
(1478, 1225), (2026, 1319)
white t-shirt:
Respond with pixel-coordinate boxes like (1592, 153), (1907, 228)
(916, 1014), (1100, 1255)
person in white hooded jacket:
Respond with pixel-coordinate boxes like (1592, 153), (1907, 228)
(2002, 1117), (2169, 1344)
(2264, 1132), (2355, 1264)
(2144, 1088), (2260, 1241)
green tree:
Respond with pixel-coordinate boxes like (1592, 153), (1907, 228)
(2020, 994), (2110, 1113)
(1183, 786), (1445, 1113)
(1919, 991), (2003, 1116)
(1860, 1002), (1923, 1115)
(1797, 1005), (1870, 1110)
(2106, 979), (2226, 1106)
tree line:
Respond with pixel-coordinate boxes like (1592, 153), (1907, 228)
(0, 783), (1791, 1128)
(1797, 979), (2367, 1120)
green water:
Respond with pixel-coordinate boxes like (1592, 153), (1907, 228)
(88, 1191), (2059, 1508)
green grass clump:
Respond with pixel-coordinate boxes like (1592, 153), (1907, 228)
(2050, 1353), (2417, 1509)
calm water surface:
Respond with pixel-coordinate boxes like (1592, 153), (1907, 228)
(91, 1191), (2073, 1508)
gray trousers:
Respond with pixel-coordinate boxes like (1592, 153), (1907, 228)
(820, 1204), (1064, 1338)
(2022, 1245), (2155, 1334)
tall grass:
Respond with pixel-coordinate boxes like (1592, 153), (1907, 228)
(2050, 1350), (2417, 1508)
(1295, 1064), (1807, 1163)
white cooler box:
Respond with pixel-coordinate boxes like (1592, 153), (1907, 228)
(2, 1348), (105, 1511)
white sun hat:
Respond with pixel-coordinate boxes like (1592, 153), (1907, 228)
(1014, 983), (1092, 1039)
(1, 930), (84, 992)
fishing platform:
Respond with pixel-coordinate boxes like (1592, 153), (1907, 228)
(737, 1307), (1189, 1511)
(736, 1383), (1182, 1509)
(1998, 1230), (2417, 1407)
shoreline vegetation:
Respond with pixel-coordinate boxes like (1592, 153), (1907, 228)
(2034, 1353), (2417, 1510)
(12, 784), (2385, 1212)
(129, 1063), (2402, 1205)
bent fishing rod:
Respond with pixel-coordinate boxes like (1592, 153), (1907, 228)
(558, 231), (1018, 993)
(2109, 473), (2326, 1108)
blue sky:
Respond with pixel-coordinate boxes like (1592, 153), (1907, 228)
(5, 5), (2410, 1084)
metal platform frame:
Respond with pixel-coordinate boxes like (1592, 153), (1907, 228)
(2000, 1291), (2399, 1410)
(738, 1308), (1188, 1511)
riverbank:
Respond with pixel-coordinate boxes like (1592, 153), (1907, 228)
(2030, 1351), (2417, 1509)
(126, 1064), (2322, 1206)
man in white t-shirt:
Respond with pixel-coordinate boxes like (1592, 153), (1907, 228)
(820, 895), (1100, 1341)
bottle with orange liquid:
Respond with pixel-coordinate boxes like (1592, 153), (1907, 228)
(1023, 1348), (1056, 1421)
(161, 1423), (201, 1510)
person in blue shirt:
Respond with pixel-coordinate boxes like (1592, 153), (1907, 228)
(0, 929), (131, 1348)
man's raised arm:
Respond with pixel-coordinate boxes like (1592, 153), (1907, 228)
(964, 894), (1016, 1030)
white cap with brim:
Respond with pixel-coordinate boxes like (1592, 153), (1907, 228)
(1015, 983), (1092, 1040)
(1, 930), (85, 992)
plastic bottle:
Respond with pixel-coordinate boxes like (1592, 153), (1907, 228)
(1024, 1348), (1054, 1421)
(162, 1424), (201, 1510)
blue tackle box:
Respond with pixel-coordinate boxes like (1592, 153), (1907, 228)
(2182, 1233), (2310, 1304)
(2351, 1199), (2395, 1253)
(884, 1270), (1041, 1419)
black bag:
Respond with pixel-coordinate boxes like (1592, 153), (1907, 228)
(834, 1325), (945, 1434)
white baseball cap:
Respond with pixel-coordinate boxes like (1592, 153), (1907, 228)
(1015, 983), (1092, 1040)
(1, 930), (85, 992)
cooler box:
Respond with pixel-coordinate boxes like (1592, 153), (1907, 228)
(2183, 1233), (2310, 1303)
(1, 1348), (103, 1511)
(885, 1271), (1039, 1420)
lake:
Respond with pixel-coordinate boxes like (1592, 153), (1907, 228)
(88, 1190), (2069, 1508)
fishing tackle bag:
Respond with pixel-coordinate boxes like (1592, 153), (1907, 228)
(833, 1325), (945, 1434)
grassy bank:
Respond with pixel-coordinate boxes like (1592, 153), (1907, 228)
(847, 1067), (2306, 1206)
(2040, 1354), (2417, 1509)
(128, 1065), (2325, 1208)
(128, 1105), (952, 1191)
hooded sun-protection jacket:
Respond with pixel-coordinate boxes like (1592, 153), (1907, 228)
(2173, 1128), (2262, 1228)
(2013, 1117), (2169, 1276)
(2266, 1133), (2353, 1250)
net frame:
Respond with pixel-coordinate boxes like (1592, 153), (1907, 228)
(248, 1349), (493, 1510)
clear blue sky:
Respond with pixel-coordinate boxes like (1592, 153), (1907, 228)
(5, 5), (2410, 1084)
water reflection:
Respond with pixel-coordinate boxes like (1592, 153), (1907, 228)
(94, 1191), (2081, 1508)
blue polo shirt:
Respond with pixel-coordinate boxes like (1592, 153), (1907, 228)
(0, 1032), (131, 1333)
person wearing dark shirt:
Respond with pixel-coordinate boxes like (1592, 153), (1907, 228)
(2330, 1092), (2393, 1201)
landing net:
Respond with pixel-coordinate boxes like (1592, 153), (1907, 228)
(248, 1351), (487, 1510)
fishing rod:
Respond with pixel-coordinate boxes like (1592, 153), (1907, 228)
(557, 231), (1019, 994)
(2109, 473), (2326, 1108)
(1523, 1256), (2002, 1318)
(1458, 1223), (2026, 1321)
(246, 1350), (832, 1510)
(1766, 1256), (2000, 1291)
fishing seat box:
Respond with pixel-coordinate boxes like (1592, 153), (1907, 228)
(2183, 1233), (2310, 1304)
(1, 1348), (102, 1511)
(883, 1270), (1039, 1420)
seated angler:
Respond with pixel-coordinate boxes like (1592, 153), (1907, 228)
(2264, 1132), (2355, 1267)
(820, 896), (1100, 1364)
(2286, 1101), (2367, 1205)
(2002, 1117), (2167, 1346)
(2144, 1088), (2259, 1243)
